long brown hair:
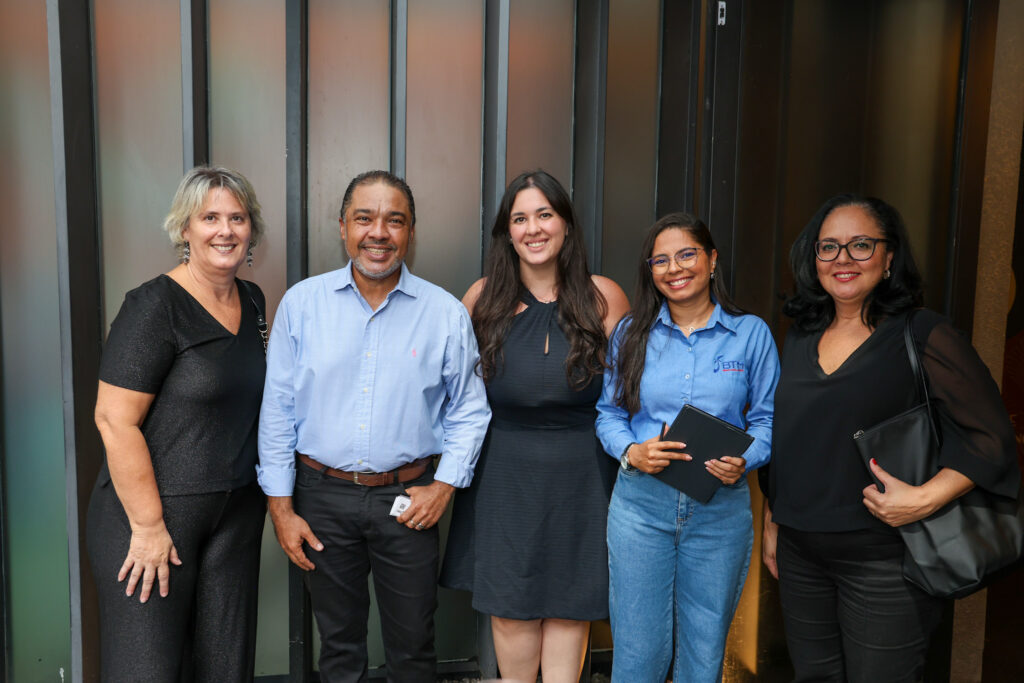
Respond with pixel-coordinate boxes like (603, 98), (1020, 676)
(613, 213), (744, 415)
(472, 170), (607, 388)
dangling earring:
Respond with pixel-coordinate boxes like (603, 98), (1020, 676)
(247, 245), (254, 267)
(710, 263), (716, 280)
(508, 235), (513, 244)
(182, 241), (190, 264)
(884, 269), (891, 280)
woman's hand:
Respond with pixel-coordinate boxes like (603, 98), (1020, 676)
(626, 428), (689, 474)
(762, 499), (779, 579)
(706, 455), (746, 484)
(862, 459), (973, 527)
(119, 520), (182, 602)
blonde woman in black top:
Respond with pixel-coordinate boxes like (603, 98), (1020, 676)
(764, 194), (1020, 682)
(87, 166), (268, 681)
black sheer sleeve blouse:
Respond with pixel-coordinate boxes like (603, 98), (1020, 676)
(97, 275), (267, 496)
(769, 308), (1019, 533)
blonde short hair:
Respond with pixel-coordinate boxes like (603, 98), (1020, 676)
(163, 166), (266, 260)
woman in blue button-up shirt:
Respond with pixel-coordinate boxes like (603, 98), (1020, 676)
(596, 212), (780, 683)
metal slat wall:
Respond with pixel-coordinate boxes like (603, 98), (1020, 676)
(10, 0), (1004, 680)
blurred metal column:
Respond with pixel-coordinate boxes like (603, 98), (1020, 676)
(180, 0), (209, 169)
(285, 0), (312, 681)
(572, 0), (609, 272)
(699, 0), (744, 294)
(481, 0), (509, 260)
(655, 0), (702, 217)
(390, 0), (408, 178)
(46, 0), (104, 680)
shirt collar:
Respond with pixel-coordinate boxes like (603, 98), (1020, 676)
(654, 299), (737, 334)
(332, 261), (418, 300)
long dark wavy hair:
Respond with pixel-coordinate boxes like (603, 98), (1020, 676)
(472, 170), (608, 388)
(783, 193), (923, 333)
(613, 213), (744, 415)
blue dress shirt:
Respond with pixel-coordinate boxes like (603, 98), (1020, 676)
(257, 263), (491, 496)
(596, 302), (779, 470)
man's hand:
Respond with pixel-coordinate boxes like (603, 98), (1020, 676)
(268, 496), (323, 570)
(397, 480), (454, 531)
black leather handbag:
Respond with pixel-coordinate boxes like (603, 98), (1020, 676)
(853, 311), (1024, 599)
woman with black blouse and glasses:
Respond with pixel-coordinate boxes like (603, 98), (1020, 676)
(87, 166), (268, 681)
(763, 193), (1020, 682)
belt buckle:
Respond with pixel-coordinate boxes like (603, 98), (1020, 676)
(353, 472), (362, 485)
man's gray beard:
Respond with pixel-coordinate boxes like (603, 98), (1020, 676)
(353, 256), (403, 281)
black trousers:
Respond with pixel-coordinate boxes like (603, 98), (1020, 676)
(293, 461), (439, 683)
(777, 525), (945, 683)
(86, 478), (265, 682)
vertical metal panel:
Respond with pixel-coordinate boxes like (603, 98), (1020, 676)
(945, 0), (998, 334)
(406, 0), (484, 298)
(286, 0), (309, 289)
(207, 0), (289, 676)
(180, 0), (209, 169)
(730, 0), (792, 324)
(506, 0), (574, 184)
(307, 0), (390, 277)
(284, 1), (311, 675)
(482, 0), (510, 259)
(46, 0), (104, 679)
(655, 0), (702, 216)
(573, 0), (609, 272)
(391, 0), (408, 178)
(601, 0), (660, 296)
(94, 0), (184, 322)
(701, 0), (744, 292)
(0, 324), (6, 681)
(0, 1), (70, 679)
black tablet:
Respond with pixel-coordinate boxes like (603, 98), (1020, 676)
(652, 404), (754, 503)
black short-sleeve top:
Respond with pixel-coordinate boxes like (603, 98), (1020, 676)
(98, 275), (267, 495)
(770, 309), (1019, 533)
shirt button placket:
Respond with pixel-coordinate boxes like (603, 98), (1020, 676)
(359, 315), (377, 466)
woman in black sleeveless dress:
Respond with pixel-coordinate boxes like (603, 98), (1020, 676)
(441, 170), (628, 682)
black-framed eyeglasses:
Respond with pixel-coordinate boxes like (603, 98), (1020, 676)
(646, 248), (705, 273)
(814, 237), (889, 262)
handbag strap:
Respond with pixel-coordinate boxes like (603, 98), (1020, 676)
(903, 310), (939, 443)
(239, 279), (269, 355)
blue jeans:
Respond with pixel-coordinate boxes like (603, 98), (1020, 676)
(607, 468), (753, 683)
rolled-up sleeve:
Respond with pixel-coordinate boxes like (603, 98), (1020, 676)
(256, 292), (300, 496)
(596, 322), (636, 461)
(435, 305), (491, 488)
(740, 318), (780, 471)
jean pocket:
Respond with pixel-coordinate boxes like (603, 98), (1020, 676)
(400, 468), (436, 493)
(295, 463), (325, 489)
(617, 465), (641, 480)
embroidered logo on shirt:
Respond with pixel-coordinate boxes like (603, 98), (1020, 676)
(411, 348), (417, 358)
(713, 355), (744, 373)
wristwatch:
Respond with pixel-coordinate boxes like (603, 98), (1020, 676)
(620, 443), (638, 472)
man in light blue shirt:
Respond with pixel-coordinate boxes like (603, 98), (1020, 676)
(258, 170), (490, 681)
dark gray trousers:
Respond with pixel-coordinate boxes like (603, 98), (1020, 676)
(293, 461), (439, 683)
(86, 478), (265, 682)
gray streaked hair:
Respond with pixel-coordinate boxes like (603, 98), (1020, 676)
(163, 165), (266, 259)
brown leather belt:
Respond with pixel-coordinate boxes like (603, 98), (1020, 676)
(297, 453), (433, 487)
